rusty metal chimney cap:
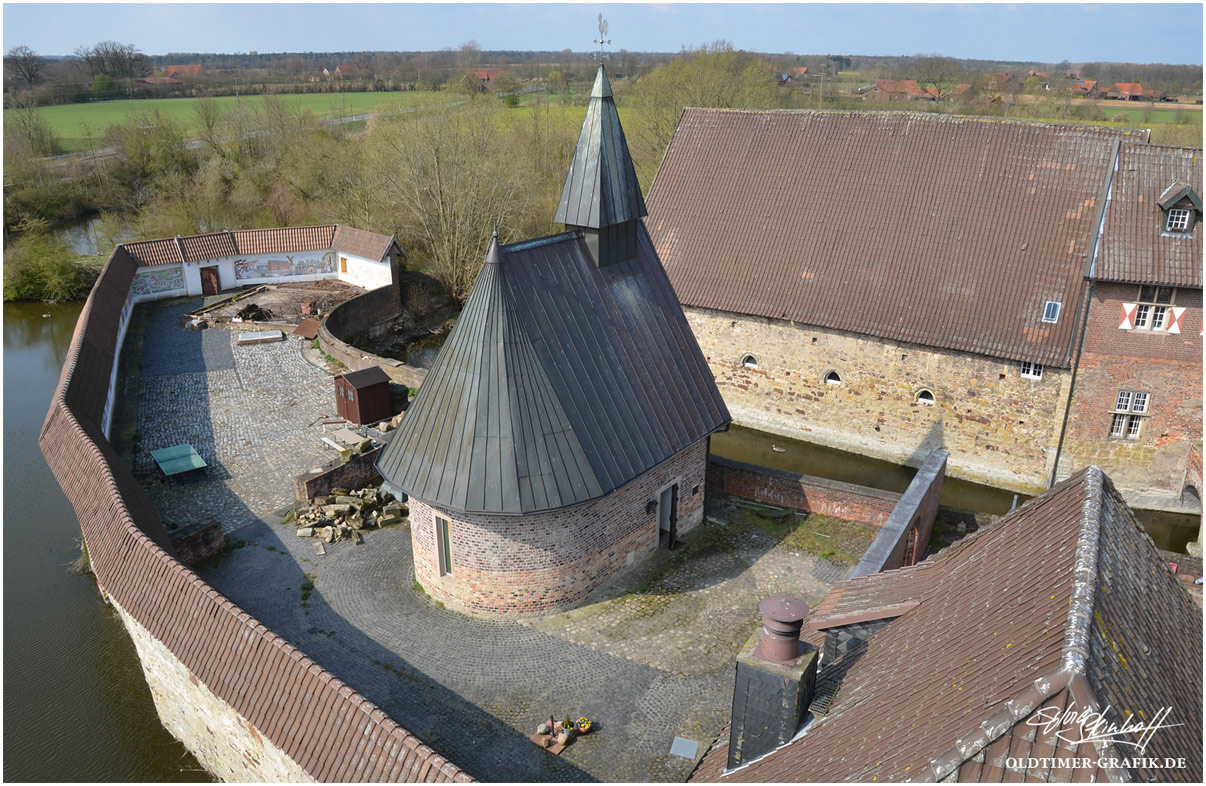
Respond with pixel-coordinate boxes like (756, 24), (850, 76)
(759, 595), (810, 623)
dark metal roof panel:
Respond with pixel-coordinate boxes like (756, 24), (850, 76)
(1096, 142), (1203, 287)
(339, 366), (390, 389)
(555, 65), (647, 229)
(377, 230), (729, 515)
(647, 109), (1138, 367)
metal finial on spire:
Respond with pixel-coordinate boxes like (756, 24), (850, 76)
(493, 222), (498, 239)
(593, 14), (610, 61)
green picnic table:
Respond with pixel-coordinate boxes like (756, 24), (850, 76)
(151, 444), (208, 476)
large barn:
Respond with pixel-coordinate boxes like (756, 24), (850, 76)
(376, 66), (730, 615)
(645, 109), (1201, 511)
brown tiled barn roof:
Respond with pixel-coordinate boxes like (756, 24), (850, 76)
(690, 466), (1202, 783)
(39, 248), (469, 781)
(1095, 143), (1203, 287)
(333, 225), (405, 262)
(122, 238), (183, 267)
(232, 225), (337, 255)
(121, 225), (401, 267)
(646, 109), (1147, 367)
(179, 231), (238, 262)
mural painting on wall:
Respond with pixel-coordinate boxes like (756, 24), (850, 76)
(132, 266), (185, 295)
(234, 251), (336, 280)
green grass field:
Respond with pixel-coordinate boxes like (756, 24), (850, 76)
(1092, 104), (1199, 124)
(18, 91), (456, 152)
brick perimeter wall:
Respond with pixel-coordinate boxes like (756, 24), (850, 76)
(686, 307), (1071, 495)
(39, 247), (471, 783)
(1060, 283), (1203, 508)
(707, 456), (901, 526)
(850, 450), (947, 577)
(321, 285), (429, 389)
(294, 447), (383, 501)
(412, 441), (709, 616)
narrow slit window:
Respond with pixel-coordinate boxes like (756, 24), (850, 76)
(436, 516), (453, 576)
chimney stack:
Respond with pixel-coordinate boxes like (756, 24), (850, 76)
(726, 595), (818, 770)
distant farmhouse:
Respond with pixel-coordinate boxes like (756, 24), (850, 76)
(689, 466), (1203, 782)
(376, 66), (730, 615)
(646, 109), (1202, 511)
(165, 63), (203, 78)
(118, 225), (402, 303)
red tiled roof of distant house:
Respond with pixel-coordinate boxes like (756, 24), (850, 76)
(165, 64), (202, 78)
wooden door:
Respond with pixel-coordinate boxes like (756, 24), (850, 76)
(658, 484), (679, 550)
(200, 267), (220, 295)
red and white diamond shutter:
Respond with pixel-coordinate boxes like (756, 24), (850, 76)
(1119, 303), (1137, 330)
(1168, 306), (1186, 334)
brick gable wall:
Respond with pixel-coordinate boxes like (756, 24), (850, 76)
(1060, 282), (1203, 504)
(411, 440), (708, 615)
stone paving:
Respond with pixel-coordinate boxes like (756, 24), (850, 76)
(133, 298), (337, 532)
(124, 295), (871, 782)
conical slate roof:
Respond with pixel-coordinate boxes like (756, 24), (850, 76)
(554, 64), (647, 229)
(376, 229), (730, 515)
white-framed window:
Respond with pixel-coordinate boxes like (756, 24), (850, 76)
(435, 516), (453, 576)
(1110, 390), (1148, 439)
(742, 355), (758, 369)
(1134, 285), (1174, 330)
(1020, 361), (1043, 380)
(1042, 301), (1062, 323)
(824, 371), (842, 385)
(348, 388), (355, 401)
(1166, 208), (1192, 232)
(915, 389), (935, 405)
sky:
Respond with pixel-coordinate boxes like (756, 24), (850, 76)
(2, 2), (1202, 65)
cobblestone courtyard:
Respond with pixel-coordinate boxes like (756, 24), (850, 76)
(125, 296), (874, 781)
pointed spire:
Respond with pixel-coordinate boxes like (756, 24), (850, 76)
(554, 64), (646, 230)
(484, 232), (502, 265)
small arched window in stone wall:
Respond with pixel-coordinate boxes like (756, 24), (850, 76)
(915, 389), (935, 405)
(824, 370), (842, 386)
(742, 355), (758, 369)
(1183, 485), (1200, 506)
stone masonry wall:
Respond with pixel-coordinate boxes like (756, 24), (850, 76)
(412, 440), (709, 616)
(320, 285), (429, 389)
(295, 446), (383, 502)
(113, 600), (314, 782)
(686, 307), (1072, 494)
(1060, 283), (1203, 509)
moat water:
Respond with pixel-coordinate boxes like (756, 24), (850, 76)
(711, 424), (1200, 554)
(2, 301), (208, 781)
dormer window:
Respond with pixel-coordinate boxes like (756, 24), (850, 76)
(1166, 208), (1192, 232)
(1157, 181), (1201, 235)
(1042, 301), (1061, 323)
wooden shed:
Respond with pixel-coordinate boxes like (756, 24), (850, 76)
(334, 366), (391, 425)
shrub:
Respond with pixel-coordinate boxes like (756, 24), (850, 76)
(2, 222), (99, 302)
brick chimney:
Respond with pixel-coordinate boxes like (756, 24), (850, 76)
(725, 595), (818, 770)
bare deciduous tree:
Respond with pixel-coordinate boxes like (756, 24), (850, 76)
(367, 101), (529, 303)
(5, 45), (46, 85)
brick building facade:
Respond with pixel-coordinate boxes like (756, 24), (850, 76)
(1057, 143), (1203, 509)
(377, 66), (729, 616)
(410, 442), (708, 615)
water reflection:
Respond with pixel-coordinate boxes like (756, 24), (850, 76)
(710, 423), (1199, 554)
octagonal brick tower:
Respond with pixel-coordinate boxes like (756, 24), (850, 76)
(377, 65), (730, 615)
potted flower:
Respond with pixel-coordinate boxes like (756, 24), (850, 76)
(576, 716), (592, 734)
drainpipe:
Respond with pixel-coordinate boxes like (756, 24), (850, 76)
(1050, 140), (1120, 488)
